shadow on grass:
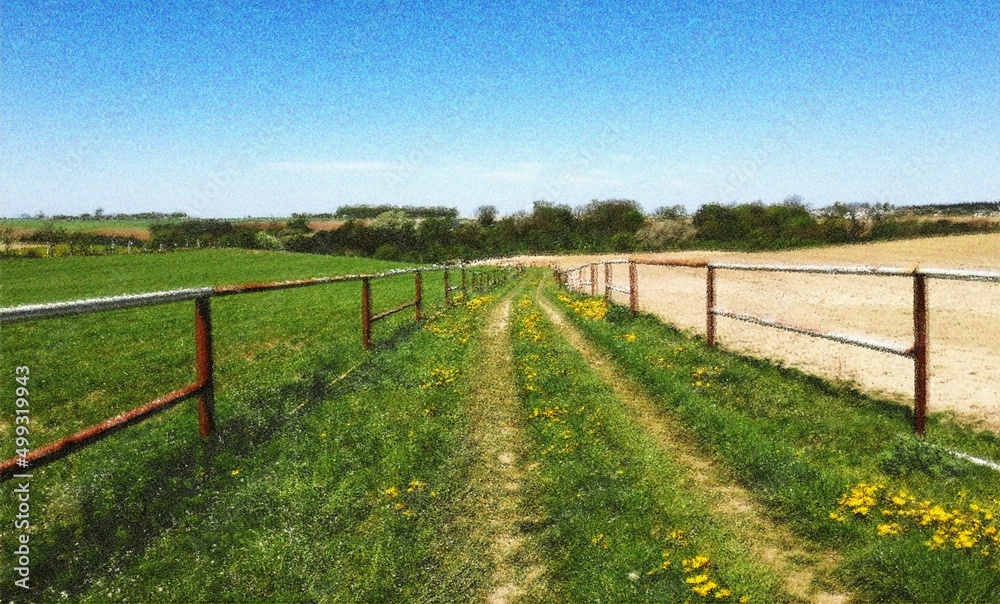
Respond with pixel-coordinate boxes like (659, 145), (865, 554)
(633, 311), (917, 429)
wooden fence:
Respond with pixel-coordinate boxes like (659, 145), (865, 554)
(0, 263), (521, 481)
(556, 259), (999, 436)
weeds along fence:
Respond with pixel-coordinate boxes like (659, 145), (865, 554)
(555, 259), (1000, 436)
(0, 263), (521, 481)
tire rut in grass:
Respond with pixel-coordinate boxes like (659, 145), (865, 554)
(536, 291), (850, 604)
(454, 295), (548, 603)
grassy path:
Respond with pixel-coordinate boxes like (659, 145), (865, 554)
(535, 290), (851, 603)
(447, 294), (549, 603)
(507, 285), (801, 602)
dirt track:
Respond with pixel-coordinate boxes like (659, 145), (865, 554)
(522, 233), (1000, 432)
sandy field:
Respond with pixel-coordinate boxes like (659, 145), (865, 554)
(308, 220), (347, 231)
(523, 233), (1000, 432)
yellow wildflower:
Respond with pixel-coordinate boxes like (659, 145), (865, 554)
(693, 581), (718, 597)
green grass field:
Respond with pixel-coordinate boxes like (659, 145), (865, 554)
(2, 254), (999, 602)
(0, 250), (508, 601)
(0, 218), (168, 233)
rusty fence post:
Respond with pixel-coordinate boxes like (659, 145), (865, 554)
(361, 277), (372, 349)
(415, 271), (424, 320)
(913, 273), (928, 436)
(706, 266), (717, 348)
(605, 263), (612, 302)
(443, 269), (451, 306)
(461, 266), (467, 297)
(629, 261), (638, 317)
(590, 264), (597, 296)
(194, 296), (216, 437)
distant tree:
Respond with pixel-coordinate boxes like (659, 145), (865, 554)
(254, 231), (284, 250)
(335, 204), (459, 220)
(526, 201), (577, 251)
(692, 203), (738, 241)
(821, 202), (865, 241)
(782, 194), (805, 208)
(417, 216), (457, 255)
(636, 218), (696, 249)
(284, 217), (313, 235)
(577, 199), (645, 238)
(652, 205), (688, 220)
(476, 205), (498, 228)
(370, 211), (414, 231)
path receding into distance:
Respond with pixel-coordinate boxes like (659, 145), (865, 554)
(449, 293), (549, 603)
(534, 287), (851, 604)
(448, 281), (853, 603)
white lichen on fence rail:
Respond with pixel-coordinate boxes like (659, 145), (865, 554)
(562, 258), (1000, 283)
(555, 257), (998, 437)
(710, 309), (913, 357)
(0, 287), (215, 324)
(0, 263), (501, 324)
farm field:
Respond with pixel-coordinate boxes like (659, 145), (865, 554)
(0, 218), (165, 241)
(0, 249), (482, 463)
(0, 250), (512, 600)
(528, 233), (1000, 431)
(0, 217), (346, 244)
(3, 255), (1000, 602)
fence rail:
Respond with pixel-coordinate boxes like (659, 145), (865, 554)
(0, 263), (522, 481)
(555, 258), (998, 436)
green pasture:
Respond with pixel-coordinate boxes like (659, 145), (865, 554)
(0, 250), (499, 601)
(0, 218), (166, 233)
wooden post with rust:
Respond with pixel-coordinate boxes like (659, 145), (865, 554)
(706, 266), (717, 348)
(461, 266), (467, 298)
(913, 273), (928, 436)
(605, 263), (612, 302)
(194, 296), (216, 437)
(415, 271), (424, 320)
(443, 269), (451, 306)
(361, 277), (372, 349)
(629, 261), (638, 317)
(590, 264), (597, 296)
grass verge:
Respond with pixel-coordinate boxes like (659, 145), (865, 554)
(545, 280), (1000, 602)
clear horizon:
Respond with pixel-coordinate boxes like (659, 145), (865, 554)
(3, 1), (998, 219)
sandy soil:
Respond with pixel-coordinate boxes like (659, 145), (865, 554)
(307, 220), (347, 231)
(521, 233), (1000, 431)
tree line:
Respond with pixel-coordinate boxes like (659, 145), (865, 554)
(146, 198), (1000, 261)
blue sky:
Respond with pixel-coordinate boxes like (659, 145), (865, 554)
(3, 0), (998, 218)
